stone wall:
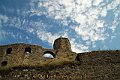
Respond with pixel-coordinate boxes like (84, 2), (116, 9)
(0, 37), (120, 70)
(0, 60), (120, 80)
(0, 38), (76, 69)
(76, 50), (120, 65)
(0, 37), (120, 80)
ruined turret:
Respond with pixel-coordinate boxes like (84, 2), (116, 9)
(53, 37), (71, 51)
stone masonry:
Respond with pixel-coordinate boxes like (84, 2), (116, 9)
(0, 37), (120, 80)
(0, 37), (76, 69)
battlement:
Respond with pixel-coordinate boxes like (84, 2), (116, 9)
(0, 37), (76, 69)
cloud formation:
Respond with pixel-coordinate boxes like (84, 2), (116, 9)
(0, 0), (120, 53)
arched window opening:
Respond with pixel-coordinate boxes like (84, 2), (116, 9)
(43, 51), (56, 59)
(6, 48), (12, 54)
(25, 47), (31, 53)
(1, 61), (7, 66)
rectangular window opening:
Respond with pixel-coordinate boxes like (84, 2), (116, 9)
(6, 48), (12, 54)
(25, 47), (31, 53)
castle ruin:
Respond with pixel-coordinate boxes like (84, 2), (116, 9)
(0, 37), (77, 69)
(0, 37), (120, 80)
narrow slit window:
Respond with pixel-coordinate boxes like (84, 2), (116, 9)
(1, 61), (7, 66)
(6, 48), (12, 54)
(25, 47), (31, 53)
(43, 51), (56, 59)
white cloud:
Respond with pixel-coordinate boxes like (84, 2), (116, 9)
(36, 29), (70, 46)
(1, 0), (120, 53)
(0, 15), (8, 41)
(107, 0), (120, 10)
(75, 14), (87, 24)
(36, 30), (59, 44)
(0, 15), (8, 23)
(0, 15), (8, 28)
(100, 8), (107, 17)
(0, 31), (6, 41)
(29, 0), (119, 53)
(70, 38), (88, 53)
(93, 0), (103, 6)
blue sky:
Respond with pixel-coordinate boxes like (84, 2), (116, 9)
(0, 0), (120, 53)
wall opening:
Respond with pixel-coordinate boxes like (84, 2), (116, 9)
(6, 48), (12, 54)
(43, 51), (56, 59)
(1, 61), (7, 66)
(25, 47), (31, 53)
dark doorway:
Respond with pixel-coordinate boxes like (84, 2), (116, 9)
(1, 61), (7, 66)
(6, 48), (12, 54)
(25, 47), (31, 53)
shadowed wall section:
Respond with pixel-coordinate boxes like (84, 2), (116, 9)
(76, 50), (120, 65)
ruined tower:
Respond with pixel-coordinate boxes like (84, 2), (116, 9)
(53, 37), (71, 51)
